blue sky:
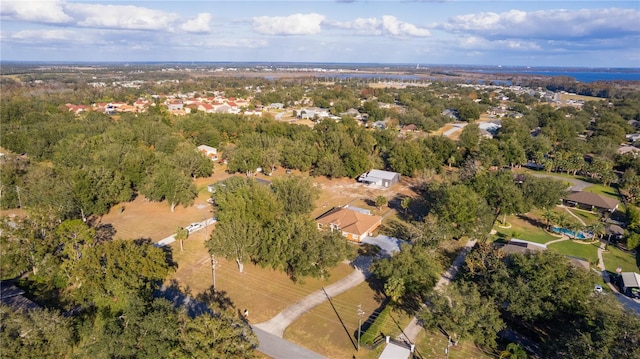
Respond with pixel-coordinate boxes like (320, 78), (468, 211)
(1, 1), (639, 67)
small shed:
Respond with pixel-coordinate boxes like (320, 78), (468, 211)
(358, 169), (401, 188)
(620, 272), (640, 298)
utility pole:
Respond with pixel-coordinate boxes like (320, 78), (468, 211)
(211, 253), (218, 291)
(356, 305), (363, 352)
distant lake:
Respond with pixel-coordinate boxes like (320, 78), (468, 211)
(321, 73), (421, 81)
(471, 69), (640, 83)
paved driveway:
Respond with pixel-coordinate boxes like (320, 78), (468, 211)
(362, 235), (406, 256)
(530, 173), (592, 191)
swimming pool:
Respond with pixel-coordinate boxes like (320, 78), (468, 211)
(551, 226), (593, 239)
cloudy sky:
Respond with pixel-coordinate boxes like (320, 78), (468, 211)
(1, 0), (639, 67)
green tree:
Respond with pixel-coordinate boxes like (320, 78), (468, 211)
(375, 195), (388, 210)
(271, 175), (319, 216)
(387, 140), (427, 176)
(175, 226), (189, 252)
(170, 142), (214, 179)
(141, 161), (197, 212)
(207, 217), (261, 273)
(77, 298), (180, 359)
(400, 196), (412, 214)
(419, 282), (505, 348)
(500, 343), (528, 359)
(0, 306), (74, 359)
(173, 308), (259, 358)
(70, 240), (170, 311)
(458, 123), (481, 155)
(372, 244), (441, 307)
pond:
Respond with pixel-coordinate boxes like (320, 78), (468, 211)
(551, 226), (594, 240)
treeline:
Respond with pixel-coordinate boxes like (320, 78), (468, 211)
(3, 85), (640, 222)
(419, 246), (640, 357)
(0, 218), (258, 358)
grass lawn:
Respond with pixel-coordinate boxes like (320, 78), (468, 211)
(582, 183), (620, 199)
(493, 215), (559, 245)
(167, 235), (357, 323)
(566, 208), (602, 226)
(602, 245), (639, 273)
(414, 329), (496, 359)
(284, 281), (390, 359)
(547, 240), (600, 264)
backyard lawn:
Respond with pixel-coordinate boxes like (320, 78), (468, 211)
(493, 214), (559, 245)
(602, 245), (639, 273)
(414, 329), (495, 359)
(547, 240), (600, 265)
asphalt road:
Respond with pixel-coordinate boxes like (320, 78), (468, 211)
(252, 326), (327, 359)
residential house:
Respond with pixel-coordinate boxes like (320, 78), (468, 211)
(562, 191), (620, 213)
(617, 145), (640, 157)
(400, 124), (418, 134)
(498, 240), (590, 270)
(498, 239), (546, 255)
(197, 145), (218, 160)
(198, 103), (215, 113)
(167, 100), (184, 111)
(0, 281), (40, 312)
(316, 206), (382, 242)
(358, 169), (401, 188)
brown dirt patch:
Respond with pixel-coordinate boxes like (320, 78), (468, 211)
(99, 168), (235, 242)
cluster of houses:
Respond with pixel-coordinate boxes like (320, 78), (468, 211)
(64, 92), (259, 117)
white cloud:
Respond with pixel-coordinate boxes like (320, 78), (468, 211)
(10, 29), (89, 43)
(64, 2), (179, 31)
(441, 8), (640, 39)
(381, 16), (430, 37)
(333, 16), (430, 37)
(180, 13), (211, 33)
(193, 38), (268, 48)
(1, 0), (73, 24)
(252, 13), (325, 35)
(458, 36), (540, 51)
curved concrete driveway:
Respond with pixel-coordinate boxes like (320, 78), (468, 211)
(530, 173), (592, 191)
(254, 260), (370, 338)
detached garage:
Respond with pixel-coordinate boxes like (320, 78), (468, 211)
(358, 169), (401, 188)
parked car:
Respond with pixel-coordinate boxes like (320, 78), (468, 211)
(185, 222), (203, 233)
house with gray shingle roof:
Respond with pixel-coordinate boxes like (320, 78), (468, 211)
(562, 191), (620, 213)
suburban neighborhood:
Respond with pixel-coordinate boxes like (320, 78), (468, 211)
(1, 62), (639, 359)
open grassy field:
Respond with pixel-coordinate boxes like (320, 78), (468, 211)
(603, 245), (639, 273)
(558, 93), (604, 102)
(547, 240), (600, 264)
